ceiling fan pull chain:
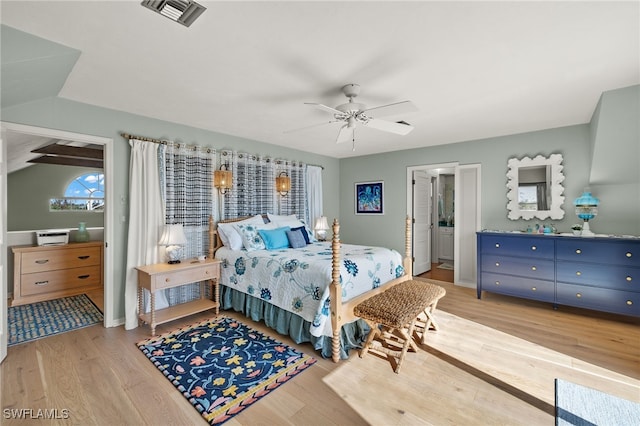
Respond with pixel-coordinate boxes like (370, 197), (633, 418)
(352, 128), (356, 151)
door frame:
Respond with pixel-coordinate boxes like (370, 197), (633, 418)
(406, 162), (481, 287)
(0, 122), (115, 329)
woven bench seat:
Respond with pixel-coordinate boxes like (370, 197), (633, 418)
(354, 279), (446, 373)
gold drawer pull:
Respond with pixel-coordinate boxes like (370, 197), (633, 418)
(627, 300), (633, 306)
(576, 271), (582, 276)
(78, 275), (90, 279)
(626, 252), (632, 258)
(531, 287), (537, 291)
(78, 255), (90, 260)
(495, 243), (500, 248)
(165, 278), (170, 283)
(576, 293), (582, 298)
(575, 249), (581, 254)
(35, 259), (49, 264)
(531, 266), (537, 271)
(494, 281), (500, 285)
(495, 262), (500, 267)
(531, 246), (537, 251)
(35, 281), (49, 286)
(627, 276), (632, 282)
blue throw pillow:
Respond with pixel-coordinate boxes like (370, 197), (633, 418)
(286, 229), (307, 249)
(258, 226), (291, 250)
(290, 226), (310, 244)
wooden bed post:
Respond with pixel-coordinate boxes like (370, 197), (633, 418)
(208, 215), (215, 260)
(330, 218), (342, 363)
(404, 215), (413, 278)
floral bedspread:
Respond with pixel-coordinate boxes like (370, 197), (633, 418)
(216, 242), (405, 337)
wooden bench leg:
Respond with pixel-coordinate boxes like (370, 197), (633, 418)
(360, 320), (381, 358)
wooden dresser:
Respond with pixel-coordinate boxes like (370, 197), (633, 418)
(477, 232), (639, 317)
(11, 241), (104, 306)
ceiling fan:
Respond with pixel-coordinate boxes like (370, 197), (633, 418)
(290, 84), (418, 148)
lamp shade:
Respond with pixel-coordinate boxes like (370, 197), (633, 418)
(158, 224), (187, 246)
(213, 168), (232, 193)
(314, 216), (329, 231)
(275, 172), (291, 195)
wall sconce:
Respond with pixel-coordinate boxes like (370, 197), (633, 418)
(574, 188), (599, 236)
(275, 171), (291, 196)
(213, 164), (232, 194)
(158, 223), (187, 264)
(314, 216), (330, 241)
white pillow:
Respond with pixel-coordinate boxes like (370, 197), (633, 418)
(217, 215), (263, 250)
(274, 218), (317, 242)
(267, 213), (297, 223)
(233, 222), (277, 251)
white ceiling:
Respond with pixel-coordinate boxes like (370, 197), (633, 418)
(2, 1), (638, 159)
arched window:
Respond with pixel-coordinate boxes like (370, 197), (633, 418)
(50, 172), (105, 212)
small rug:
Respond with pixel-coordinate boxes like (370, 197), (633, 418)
(437, 263), (454, 270)
(8, 294), (103, 346)
(137, 316), (316, 425)
(555, 378), (640, 426)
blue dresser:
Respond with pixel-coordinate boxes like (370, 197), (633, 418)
(477, 232), (640, 317)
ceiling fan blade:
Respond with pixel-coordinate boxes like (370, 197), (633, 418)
(284, 120), (338, 134)
(363, 100), (418, 118)
(304, 102), (343, 115)
(365, 118), (414, 135)
(336, 124), (354, 144)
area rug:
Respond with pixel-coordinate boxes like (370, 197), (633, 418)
(437, 263), (454, 270)
(8, 294), (103, 346)
(555, 378), (640, 426)
(137, 316), (316, 425)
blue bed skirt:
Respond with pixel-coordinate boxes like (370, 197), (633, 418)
(220, 285), (369, 359)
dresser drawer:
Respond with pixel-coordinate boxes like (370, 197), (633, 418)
(481, 272), (555, 302)
(21, 246), (102, 274)
(154, 263), (220, 290)
(480, 235), (554, 260)
(557, 262), (639, 291)
(481, 255), (555, 281)
(556, 240), (640, 267)
(20, 265), (102, 296)
(556, 282), (639, 317)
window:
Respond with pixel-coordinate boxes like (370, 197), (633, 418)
(50, 172), (104, 212)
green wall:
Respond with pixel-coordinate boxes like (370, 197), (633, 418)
(338, 85), (639, 253)
(2, 97), (340, 324)
(8, 164), (104, 231)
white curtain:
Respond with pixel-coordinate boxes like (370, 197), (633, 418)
(124, 139), (166, 330)
(306, 165), (324, 227)
(276, 160), (307, 220)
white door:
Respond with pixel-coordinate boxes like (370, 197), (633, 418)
(1, 128), (7, 362)
(412, 170), (432, 275)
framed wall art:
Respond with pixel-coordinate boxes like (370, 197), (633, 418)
(355, 181), (384, 215)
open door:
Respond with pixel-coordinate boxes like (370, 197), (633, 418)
(412, 170), (432, 275)
(1, 127), (7, 362)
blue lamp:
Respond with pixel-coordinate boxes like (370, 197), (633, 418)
(574, 188), (599, 236)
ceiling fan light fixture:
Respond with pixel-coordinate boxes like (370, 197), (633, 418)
(141, 0), (206, 27)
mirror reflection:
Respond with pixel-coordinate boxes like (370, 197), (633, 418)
(507, 154), (565, 220)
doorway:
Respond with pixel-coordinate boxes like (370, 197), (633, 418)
(407, 163), (481, 288)
(0, 122), (115, 345)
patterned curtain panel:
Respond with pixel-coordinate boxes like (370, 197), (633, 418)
(221, 150), (277, 219)
(160, 141), (216, 305)
(276, 160), (308, 223)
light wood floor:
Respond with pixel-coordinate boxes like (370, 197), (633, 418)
(2, 281), (638, 425)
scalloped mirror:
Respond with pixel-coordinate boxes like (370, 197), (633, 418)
(506, 153), (565, 220)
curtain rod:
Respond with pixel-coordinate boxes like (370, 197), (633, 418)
(121, 132), (324, 169)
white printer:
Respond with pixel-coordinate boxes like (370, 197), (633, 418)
(36, 229), (70, 246)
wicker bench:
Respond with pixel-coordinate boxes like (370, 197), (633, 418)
(353, 279), (446, 373)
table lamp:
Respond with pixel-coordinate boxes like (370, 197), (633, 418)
(573, 188), (599, 237)
(159, 224), (187, 263)
(314, 216), (330, 241)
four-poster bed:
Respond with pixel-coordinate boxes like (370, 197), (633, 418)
(207, 215), (412, 362)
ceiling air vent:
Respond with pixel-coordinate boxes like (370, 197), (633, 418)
(141, 0), (206, 27)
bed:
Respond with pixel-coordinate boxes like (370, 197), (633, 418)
(207, 214), (412, 362)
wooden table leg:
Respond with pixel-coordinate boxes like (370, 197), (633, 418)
(150, 291), (156, 336)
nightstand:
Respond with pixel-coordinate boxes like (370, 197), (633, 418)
(135, 258), (221, 335)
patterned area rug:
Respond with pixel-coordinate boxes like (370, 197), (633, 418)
(8, 294), (103, 346)
(137, 316), (317, 425)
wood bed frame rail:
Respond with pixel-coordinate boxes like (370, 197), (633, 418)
(208, 214), (413, 363)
